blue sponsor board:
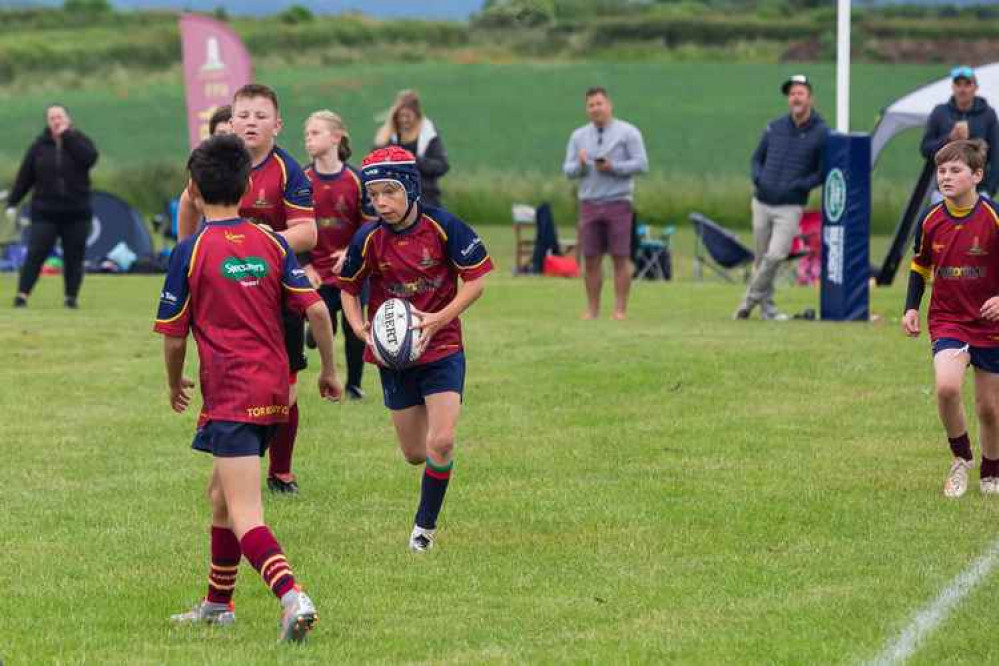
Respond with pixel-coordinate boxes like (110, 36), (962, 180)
(821, 133), (871, 321)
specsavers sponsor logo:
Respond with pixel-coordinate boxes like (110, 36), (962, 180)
(221, 256), (269, 284)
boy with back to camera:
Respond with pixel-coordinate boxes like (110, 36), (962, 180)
(155, 134), (342, 641)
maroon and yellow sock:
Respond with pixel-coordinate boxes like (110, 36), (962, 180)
(206, 526), (240, 604)
(268, 403), (299, 478)
(239, 525), (296, 599)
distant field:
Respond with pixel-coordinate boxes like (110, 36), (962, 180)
(0, 62), (945, 232)
(0, 62), (941, 180)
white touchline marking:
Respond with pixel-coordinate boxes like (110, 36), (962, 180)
(867, 536), (999, 666)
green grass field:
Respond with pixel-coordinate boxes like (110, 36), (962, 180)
(4, 227), (999, 664)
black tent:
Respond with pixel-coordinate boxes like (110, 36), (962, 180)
(18, 190), (156, 272)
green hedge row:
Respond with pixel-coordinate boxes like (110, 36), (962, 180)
(580, 14), (823, 46)
(0, 160), (907, 237)
(861, 18), (999, 41)
(0, 13), (467, 83)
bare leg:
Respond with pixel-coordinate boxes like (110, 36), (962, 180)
(583, 255), (602, 320)
(208, 466), (231, 529)
(611, 255), (631, 320)
(424, 392), (461, 465)
(975, 368), (999, 459)
(214, 456), (265, 539)
(391, 405), (429, 465)
(934, 349), (970, 439)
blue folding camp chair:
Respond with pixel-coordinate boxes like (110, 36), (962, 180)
(689, 212), (754, 282)
(632, 222), (675, 280)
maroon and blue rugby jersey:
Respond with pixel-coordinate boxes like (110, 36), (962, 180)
(154, 219), (321, 425)
(305, 163), (370, 284)
(333, 205), (494, 366)
(912, 197), (999, 346)
(239, 146), (314, 232)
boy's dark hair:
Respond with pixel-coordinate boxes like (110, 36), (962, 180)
(585, 86), (608, 99)
(187, 134), (251, 206)
(209, 105), (232, 135)
(233, 83), (279, 112)
(935, 139), (988, 172)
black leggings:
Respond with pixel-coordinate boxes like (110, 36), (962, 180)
(18, 216), (89, 298)
(318, 284), (365, 389)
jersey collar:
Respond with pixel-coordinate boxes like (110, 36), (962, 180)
(944, 196), (980, 221)
(311, 162), (346, 182)
(252, 147), (276, 171)
(380, 203), (424, 235)
(204, 217), (243, 227)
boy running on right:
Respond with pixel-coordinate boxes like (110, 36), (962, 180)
(903, 139), (999, 498)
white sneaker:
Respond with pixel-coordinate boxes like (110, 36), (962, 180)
(170, 599), (235, 626)
(408, 525), (436, 553)
(944, 458), (974, 498)
(981, 477), (999, 495)
(279, 589), (317, 643)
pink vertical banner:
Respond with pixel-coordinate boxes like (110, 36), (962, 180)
(179, 14), (253, 150)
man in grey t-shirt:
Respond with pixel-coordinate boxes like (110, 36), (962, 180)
(563, 87), (648, 320)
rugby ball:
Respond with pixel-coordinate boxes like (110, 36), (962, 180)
(372, 298), (422, 370)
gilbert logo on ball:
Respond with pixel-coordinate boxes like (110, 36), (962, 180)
(372, 298), (422, 370)
(824, 168), (847, 223)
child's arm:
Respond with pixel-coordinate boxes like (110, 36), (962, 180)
(413, 215), (494, 353)
(282, 216), (318, 253)
(341, 291), (371, 346)
(903, 216), (933, 337)
(163, 334), (195, 412)
(413, 276), (485, 354)
(902, 271), (925, 337)
(177, 187), (201, 242)
(304, 301), (343, 401)
(281, 161), (318, 252)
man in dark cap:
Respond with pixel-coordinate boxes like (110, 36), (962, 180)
(921, 66), (999, 197)
(734, 74), (828, 321)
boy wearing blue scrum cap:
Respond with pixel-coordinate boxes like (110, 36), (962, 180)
(333, 146), (493, 552)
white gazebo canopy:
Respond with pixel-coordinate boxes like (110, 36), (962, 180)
(871, 62), (999, 166)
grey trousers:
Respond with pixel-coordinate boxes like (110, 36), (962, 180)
(740, 197), (802, 310)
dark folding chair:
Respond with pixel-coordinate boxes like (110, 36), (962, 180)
(689, 212), (755, 282)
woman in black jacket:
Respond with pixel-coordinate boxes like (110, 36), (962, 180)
(8, 104), (98, 308)
(373, 90), (449, 208)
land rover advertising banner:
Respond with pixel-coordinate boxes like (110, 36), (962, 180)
(821, 133), (871, 321)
